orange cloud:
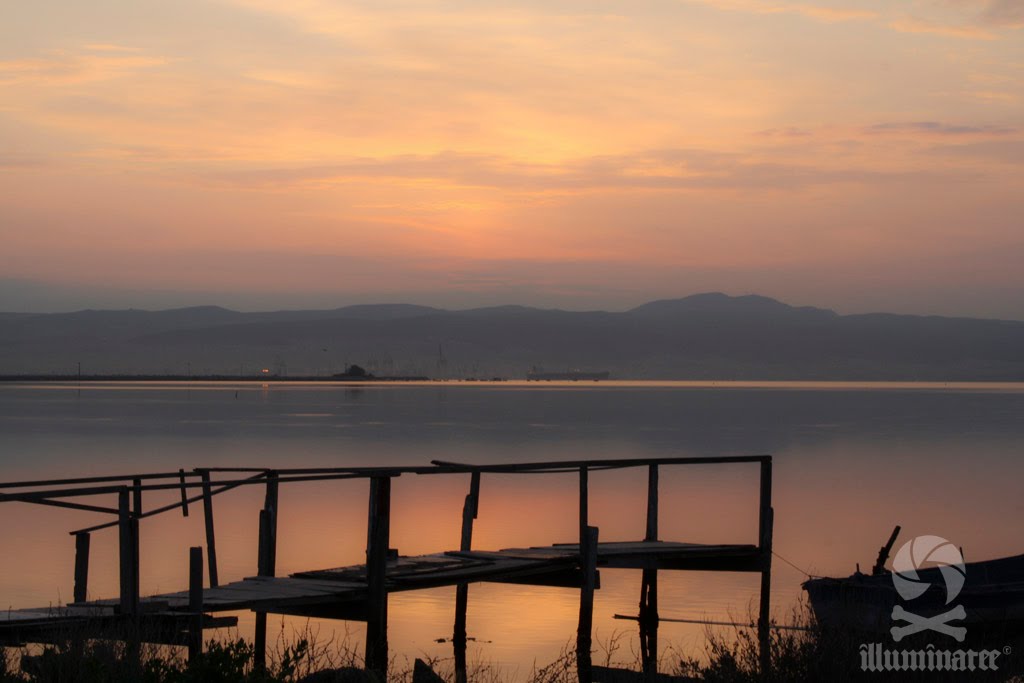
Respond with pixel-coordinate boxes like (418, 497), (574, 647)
(887, 18), (997, 40)
(0, 50), (167, 86)
(685, 0), (877, 23)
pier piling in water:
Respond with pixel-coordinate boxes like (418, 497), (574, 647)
(366, 475), (392, 675)
(188, 546), (204, 662)
(199, 469), (219, 588)
(0, 456), (774, 675)
(73, 532), (90, 604)
(117, 488), (139, 617)
(254, 470), (280, 672)
(577, 525), (599, 683)
(454, 470), (481, 683)
(757, 459), (773, 677)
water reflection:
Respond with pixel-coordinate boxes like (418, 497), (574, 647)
(2, 382), (1023, 673)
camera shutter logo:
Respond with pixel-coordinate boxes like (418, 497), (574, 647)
(890, 535), (967, 642)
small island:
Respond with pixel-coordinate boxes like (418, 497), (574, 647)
(331, 364), (429, 381)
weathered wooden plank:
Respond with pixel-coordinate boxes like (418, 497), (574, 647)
(170, 593), (341, 611)
(295, 555), (495, 582)
(205, 584), (355, 599)
(551, 541), (758, 554)
(56, 536), (768, 623)
(426, 455), (770, 475)
(0, 470), (202, 490)
(247, 577), (367, 591)
(67, 598), (166, 612)
(24, 498), (120, 515)
(447, 549), (571, 561)
(154, 582), (361, 604)
(234, 581), (361, 595)
(0, 612), (83, 623)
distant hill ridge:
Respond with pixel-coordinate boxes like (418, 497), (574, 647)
(2, 293), (1022, 380)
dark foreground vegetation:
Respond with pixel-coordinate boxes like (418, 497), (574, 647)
(2, 612), (1021, 683)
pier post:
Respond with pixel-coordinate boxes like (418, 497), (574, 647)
(454, 471), (480, 683)
(757, 459), (774, 676)
(459, 471), (480, 551)
(254, 471), (279, 672)
(254, 512), (269, 671)
(639, 570), (659, 681)
(118, 485), (141, 670)
(188, 546), (204, 663)
(199, 470), (219, 588)
(578, 466), (589, 547)
(366, 476), (391, 676)
(118, 488), (139, 616)
(263, 471), (279, 574)
(132, 478), (142, 611)
(645, 464), (658, 542)
(73, 532), (90, 603)
(178, 469), (190, 517)
(641, 464), (660, 679)
(577, 525), (598, 683)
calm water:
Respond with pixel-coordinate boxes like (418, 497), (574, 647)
(1, 381), (1023, 672)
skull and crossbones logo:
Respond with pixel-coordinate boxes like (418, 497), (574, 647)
(889, 535), (967, 641)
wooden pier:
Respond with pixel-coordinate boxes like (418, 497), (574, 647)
(0, 456), (774, 681)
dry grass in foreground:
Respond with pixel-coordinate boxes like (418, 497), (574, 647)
(3, 608), (1024, 682)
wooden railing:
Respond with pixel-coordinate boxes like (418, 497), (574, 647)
(0, 455), (774, 678)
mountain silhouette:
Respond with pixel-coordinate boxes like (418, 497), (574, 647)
(2, 294), (1022, 380)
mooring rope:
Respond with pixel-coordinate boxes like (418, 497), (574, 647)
(772, 550), (819, 579)
(613, 613), (812, 631)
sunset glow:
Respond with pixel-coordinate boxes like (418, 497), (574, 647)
(2, 1), (1022, 315)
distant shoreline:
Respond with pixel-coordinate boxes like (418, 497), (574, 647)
(0, 374), (432, 382)
(4, 377), (1024, 391)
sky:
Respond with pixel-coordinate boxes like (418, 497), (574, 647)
(1, 0), (1022, 317)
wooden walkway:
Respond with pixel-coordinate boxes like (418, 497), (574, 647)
(0, 457), (774, 681)
(2, 540), (760, 624)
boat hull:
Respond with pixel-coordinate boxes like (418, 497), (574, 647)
(804, 553), (1024, 635)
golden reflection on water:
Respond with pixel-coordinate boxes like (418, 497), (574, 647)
(3, 451), (1023, 666)
(3, 381), (1024, 672)
(0, 467), (772, 665)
